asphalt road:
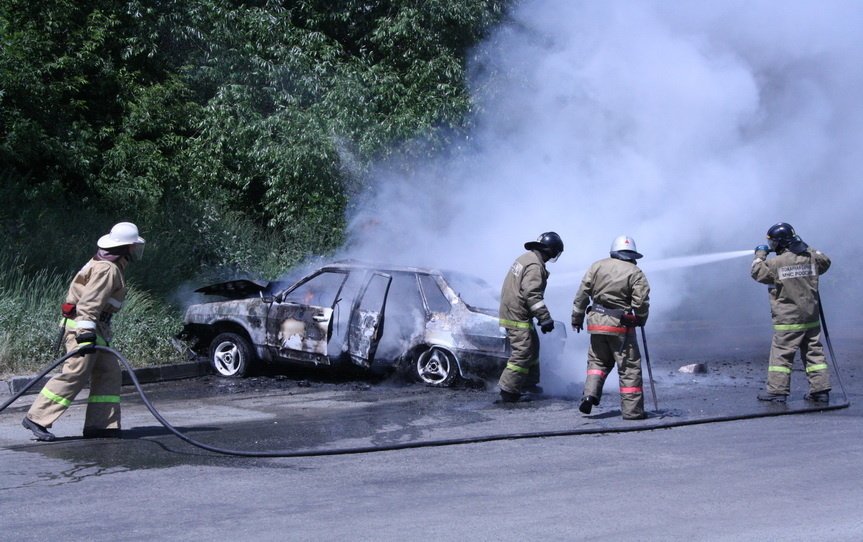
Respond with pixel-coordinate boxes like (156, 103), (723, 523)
(1, 328), (861, 541)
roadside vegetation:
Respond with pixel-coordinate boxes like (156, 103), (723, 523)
(0, 0), (512, 376)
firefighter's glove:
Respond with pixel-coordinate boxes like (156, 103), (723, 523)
(622, 313), (639, 327)
(571, 313), (584, 333)
(75, 330), (97, 353)
(754, 245), (770, 260)
(539, 320), (555, 334)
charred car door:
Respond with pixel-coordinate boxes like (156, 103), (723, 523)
(265, 271), (348, 365)
(347, 271), (392, 368)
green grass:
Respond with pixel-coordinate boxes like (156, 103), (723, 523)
(0, 251), (186, 378)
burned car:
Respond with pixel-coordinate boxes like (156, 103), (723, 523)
(178, 261), (566, 387)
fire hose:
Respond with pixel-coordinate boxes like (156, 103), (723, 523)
(0, 345), (850, 458)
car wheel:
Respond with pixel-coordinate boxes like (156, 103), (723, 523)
(209, 332), (253, 378)
(415, 347), (459, 387)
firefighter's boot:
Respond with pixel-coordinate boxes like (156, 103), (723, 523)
(498, 390), (522, 404)
(578, 395), (599, 414)
(757, 391), (787, 403)
(804, 391), (829, 403)
(83, 428), (122, 439)
(22, 417), (56, 441)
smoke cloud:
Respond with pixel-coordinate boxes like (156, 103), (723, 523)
(339, 1), (863, 387)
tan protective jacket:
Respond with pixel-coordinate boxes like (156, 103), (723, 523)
(572, 257), (650, 335)
(751, 247), (830, 330)
(65, 258), (128, 342)
(499, 250), (552, 328)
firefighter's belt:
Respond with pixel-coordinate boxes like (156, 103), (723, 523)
(588, 304), (626, 318)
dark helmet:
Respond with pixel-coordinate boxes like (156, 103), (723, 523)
(766, 222), (798, 252)
(525, 231), (564, 261)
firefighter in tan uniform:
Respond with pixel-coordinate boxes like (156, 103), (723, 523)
(752, 222), (831, 403)
(22, 222), (145, 441)
(571, 236), (650, 420)
(497, 232), (564, 403)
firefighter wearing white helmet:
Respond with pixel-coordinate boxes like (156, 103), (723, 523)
(497, 232), (563, 403)
(22, 222), (146, 441)
(571, 235), (650, 420)
(752, 222), (832, 403)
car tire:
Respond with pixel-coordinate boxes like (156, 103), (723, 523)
(209, 332), (254, 378)
(415, 347), (459, 387)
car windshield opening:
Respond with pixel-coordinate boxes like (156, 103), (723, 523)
(441, 271), (499, 310)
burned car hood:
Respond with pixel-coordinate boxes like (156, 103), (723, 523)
(194, 279), (271, 299)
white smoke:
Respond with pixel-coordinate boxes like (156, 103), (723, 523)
(339, 1), (863, 386)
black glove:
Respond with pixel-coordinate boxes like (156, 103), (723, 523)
(621, 313), (638, 327)
(75, 330), (97, 353)
(754, 245), (770, 260)
(539, 320), (555, 334)
(571, 313), (584, 333)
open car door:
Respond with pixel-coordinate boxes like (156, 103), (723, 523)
(266, 271), (348, 365)
(347, 271), (392, 368)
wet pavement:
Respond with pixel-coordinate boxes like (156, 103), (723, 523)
(1, 328), (858, 463)
(1, 327), (861, 540)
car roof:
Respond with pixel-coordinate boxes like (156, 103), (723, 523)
(320, 259), (442, 275)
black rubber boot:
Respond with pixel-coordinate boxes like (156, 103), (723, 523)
(22, 417), (56, 442)
(757, 391), (787, 403)
(498, 390), (522, 403)
(523, 384), (544, 395)
(578, 395), (598, 414)
(804, 391), (830, 403)
(83, 428), (122, 439)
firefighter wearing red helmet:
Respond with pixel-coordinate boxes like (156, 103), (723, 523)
(571, 235), (650, 420)
(752, 222), (831, 403)
(497, 232), (563, 403)
(22, 222), (146, 441)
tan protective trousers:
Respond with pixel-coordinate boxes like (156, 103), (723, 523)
(766, 327), (831, 395)
(582, 331), (644, 419)
(498, 326), (540, 394)
(26, 332), (121, 431)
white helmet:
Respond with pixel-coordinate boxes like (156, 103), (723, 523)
(98, 222), (146, 260)
(610, 235), (643, 260)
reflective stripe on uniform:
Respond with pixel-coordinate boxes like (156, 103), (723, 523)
(768, 366), (792, 374)
(107, 297), (123, 309)
(76, 320), (97, 330)
(773, 321), (820, 332)
(587, 324), (627, 334)
(88, 395), (120, 403)
(806, 363), (828, 373)
(506, 363), (530, 374)
(620, 386), (642, 394)
(587, 369), (607, 377)
(529, 300), (546, 312)
(500, 318), (532, 329)
(40, 388), (72, 407)
(63, 319), (108, 346)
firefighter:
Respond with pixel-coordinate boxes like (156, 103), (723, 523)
(752, 222), (831, 403)
(571, 235), (650, 420)
(22, 222), (145, 441)
(497, 231), (563, 403)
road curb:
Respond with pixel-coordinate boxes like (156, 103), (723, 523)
(1, 362), (212, 398)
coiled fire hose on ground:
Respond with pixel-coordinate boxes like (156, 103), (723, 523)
(0, 345), (850, 458)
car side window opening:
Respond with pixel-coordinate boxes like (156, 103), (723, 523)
(418, 274), (451, 313)
(282, 271), (347, 308)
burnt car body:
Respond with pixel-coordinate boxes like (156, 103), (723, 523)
(178, 261), (566, 387)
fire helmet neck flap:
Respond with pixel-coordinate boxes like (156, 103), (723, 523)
(524, 231), (564, 263)
(609, 235), (643, 261)
(97, 222), (146, 260)
(766, 222), (796, 252)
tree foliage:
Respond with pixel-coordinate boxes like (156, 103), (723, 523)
(1, 0), (511, 271)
